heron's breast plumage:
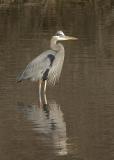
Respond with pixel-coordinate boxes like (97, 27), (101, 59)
(48, 49), (65, 85)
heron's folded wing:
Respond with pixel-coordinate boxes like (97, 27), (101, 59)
(17, 50), (56, 81)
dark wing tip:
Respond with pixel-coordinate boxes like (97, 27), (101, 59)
(16, 77), (23, 83)
(16, 79), (22, 83)
(16, 72), (23, 83)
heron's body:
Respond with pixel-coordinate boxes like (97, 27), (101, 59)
(17, 31), (77, 104)
(17, 46), (64, 85)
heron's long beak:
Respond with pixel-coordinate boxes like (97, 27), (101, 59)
(64, 36), (78, 40)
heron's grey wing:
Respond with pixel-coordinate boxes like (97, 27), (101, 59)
(48, 51), (64, 85)
(17, 50), (56, 82)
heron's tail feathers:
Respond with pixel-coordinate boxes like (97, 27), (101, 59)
(16, 72), (24, 82)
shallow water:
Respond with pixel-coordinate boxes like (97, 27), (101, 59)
(0, 1), (114, 160)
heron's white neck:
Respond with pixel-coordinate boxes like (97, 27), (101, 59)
(50, 37), (64, 53)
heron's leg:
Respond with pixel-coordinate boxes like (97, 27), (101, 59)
(44, 80), (47, 94)
(39, 80), (42, 105)
(44, 92), (47, 105)
(44, 80), (47, 105)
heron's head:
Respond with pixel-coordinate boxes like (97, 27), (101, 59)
(54, 31), (78, 41)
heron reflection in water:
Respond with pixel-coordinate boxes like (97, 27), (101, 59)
(17, 100), (68, 156)
(17, 31), (78, 103)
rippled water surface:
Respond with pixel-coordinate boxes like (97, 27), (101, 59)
(0, 1), (114, 160)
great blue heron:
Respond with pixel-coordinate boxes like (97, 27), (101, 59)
(17, 31), (77, 103)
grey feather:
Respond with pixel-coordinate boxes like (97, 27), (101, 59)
(17, 50), (56, 82)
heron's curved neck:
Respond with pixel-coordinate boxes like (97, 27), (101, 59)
(50, 37), (64, 53)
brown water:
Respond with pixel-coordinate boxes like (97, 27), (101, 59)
(0, 1), (114, 160)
